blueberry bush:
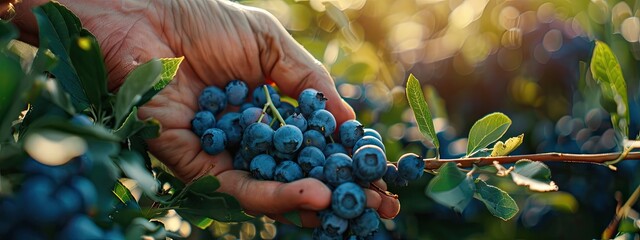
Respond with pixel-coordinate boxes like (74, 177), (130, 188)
(2, 1), (640, 240)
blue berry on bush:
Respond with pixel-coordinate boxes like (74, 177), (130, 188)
(298, 88), (327, 117)
(216, 112), (243, 146)
(201, 128), (227, 155)
(274, 161), (304, 183)
(273, 125), (304, 153)
(19, 175), (64, 224)
(58, 215), (105, 240)
(349, 208), (380, 237)
(249, 154), (277, 180)
(55, 185), (83, 217)
(191, 111), (216, 136)
(339, 120), (364, 148)
(331, 182), (366, 219)
(198, 86), (227, 115)
(242, 123), (274, 152)
(353, 136), (386, 153)
(397, 153), (424, 181)
(285, 113), (307, 132)
(324, 153), (354, 186)
(352, 145), (387, 182)
(69, 176), (98, 211)
(321, 210), (349, 236)
(303, 130), (327, 150)
(298, 146), (326, 173)
(225, 80), (249, 106)
(308, 109), (336, 137)
(323, 143), (348, 157)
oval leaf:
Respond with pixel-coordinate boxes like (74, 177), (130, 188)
(406, 74), (439, 149)
(474, 179), (519, 221)
(513, 159), (552, 182)
(490, 134), (524, 157)
(467, 112), (511, 156)
(590, 40), (629, 138)
(114, 59), (162, 126)
(426, 162), (474, 212)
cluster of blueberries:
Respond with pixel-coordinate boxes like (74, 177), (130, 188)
(192, 80), (425, 239)
(0, 119), (123, 240)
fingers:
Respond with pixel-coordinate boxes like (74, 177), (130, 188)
(216, 171), (332, 215)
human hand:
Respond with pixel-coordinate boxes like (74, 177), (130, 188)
(17, 0), (400, 226)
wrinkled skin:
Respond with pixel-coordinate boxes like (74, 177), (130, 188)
(15, 0), (399, 226)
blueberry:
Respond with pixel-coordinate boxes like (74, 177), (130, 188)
(323, 153), (353, 186)
(339, 120), (364, 148)
(242, 123), (274, 152)
(69, 176), (98, 212)
(273, 125), (304, 153)
(240, 102), (255, 111)
(382, 163), (399, 185)
(198, 86), (227, 115)
(225, 80), (249, 106)
(298, 146), (326, 173)
(352, 145), (387, 182)
(298, 88), (327, 117)
(397, 153), (424, 181)
(232, 153), (251, 171)
(0, 197), (18, 234)
(19, 176), (64, 224)
(323, 143), (348, 157)
(191, 111), (216, 136)
(363, 128), (383, 141)
(22, 157), (76, 184)
(303, 130), (327, 150)
(252, 84), (277, 107)
(312, 228), (342, 240)
(216, 112), (243, 146)
(285, 113), (307, 132)
(240, 107), (271, 129)
(201, 128), (227, 155)
(321, 210), (348, 236)
(274, 161), (304, 183)
(10, 226), (47, 240)
(277, 102), (296, 119)
(349, 208), (380, 237)
(331, 182), (366, 219)
(70, 114), (93, 126)
(55, 185), (83, 217)
(271, 149), (297, 161)
(353, 136), (386, 153)
(58, 215), (104, 240)
(249, 154), (277, 180)
(307, 109), (336, 137)
(308, 166), (325, 182)
(270, 93), (281, 107)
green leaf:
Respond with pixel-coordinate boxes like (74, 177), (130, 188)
(513, 159), (552, 181)
(0, 52), (27, 142)
(406, 74), (439, 149)
(113, 180), (140, 209)
(116, 151), (159, 196)
(31, 47), (58, 75)
(490, 134), (524, 157)
(283, 211), (303, 227)
(467, 112), (511, 156)
(32, 2), (89, 110)
(188, 175), (221, 197)
(178, 212), (214, 230)
(590, 40), (629, 138)
(69, 30), (109, 111)
(114, 59), (162, 126)
(425, 162), (474, 212)
(474, 179), (519, 221)
(113, 107), (161, 139)
(25, 117), (119, 142)
(0, 21), (18, 47)
(136, 57), (184, 107)
(177, 193), (253, 222)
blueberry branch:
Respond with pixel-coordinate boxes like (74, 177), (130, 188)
(263, 85), (286, 126)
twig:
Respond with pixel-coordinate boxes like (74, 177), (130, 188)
(369, 182), (399, 199)
(420, 152), (640, 170)
(601, 184), (640, 239)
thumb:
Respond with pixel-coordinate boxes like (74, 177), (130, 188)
(216, 170), (332, 214)
(253, 11), (355, 126)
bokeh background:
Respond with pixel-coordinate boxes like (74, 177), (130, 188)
(187, 0), (640, 239)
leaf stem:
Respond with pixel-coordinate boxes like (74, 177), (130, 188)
(419, 152), (640, 170)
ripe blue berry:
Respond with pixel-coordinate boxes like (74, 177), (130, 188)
(225, 80), (249, 106)
(321, 211), (348, 236)
(331, 182), (366, 219)
(252, 84), (277, 106)
(363, 128), (382, 141)
(298, 88), (327, 117)
(198, 86), (227, 115)
(303, 130), (327, 150)
(352, 145), (387, 182)
(285, 113), (307, 132)
(323, 143), (348, 157)
(298, 146), (326, 173)
(274, 161), (304, 183)
(397, 153), (424, 181)
(55, 185), (83, 217)
(339, 120), (364, 148)
(240, 107), (271, 129)
(201, 128), (227, 155)
(69, 176), (98, 212)
(382, 163), (399, 185)
(353, 136), (386, 153)
(273, 125), (304, 153)
(191, 111), (216, 136)
(308, 109), (336, 137)
(349, 208), (380, 237)
(216, 112), (243, 146)
(242, 123), (274, 153)
(249, 154), (277, 180)
(308, 166), (325, 181)
(233, 153), (250, 171)
(323, 153), (353, 186)
(277, 102), (296, 119)
(58, 215), (105, 240)
(19, 176), (64, 224)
